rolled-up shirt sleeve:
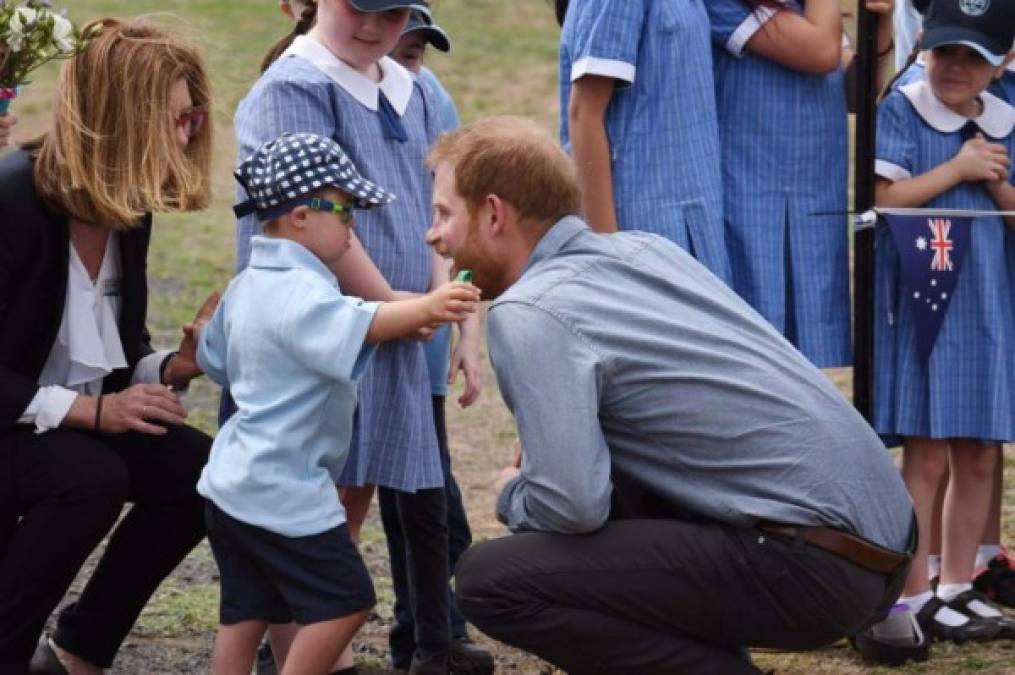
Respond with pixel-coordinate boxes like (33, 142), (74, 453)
(487, 302), (613, 534)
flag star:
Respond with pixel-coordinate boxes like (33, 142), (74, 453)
(932, 304), (938, 311)
(916, 237), (928, 251)
(941, 292), (947, 299)
(913, 291), (921, 299)
(930, 279), (937, 287)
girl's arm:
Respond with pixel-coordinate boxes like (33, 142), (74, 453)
(986, 181), (1015, 229)
(744, 0), (842, 74)
(876, 134), (1010, 208)
(843, 0), (895, 112)
(568, 74), (618, 234)
(329, 232), (396, 301)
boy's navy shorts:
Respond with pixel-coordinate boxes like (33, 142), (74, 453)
(204, 501), (376, 625)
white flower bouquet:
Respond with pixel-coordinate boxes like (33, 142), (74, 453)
(0, 0), (92, 114)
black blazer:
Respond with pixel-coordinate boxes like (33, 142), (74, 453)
(0, 150), (155, 430)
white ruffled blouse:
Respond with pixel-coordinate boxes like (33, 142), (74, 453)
(18, 234), (170, 432)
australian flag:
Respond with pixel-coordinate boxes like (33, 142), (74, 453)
(884, 213), (973, 362)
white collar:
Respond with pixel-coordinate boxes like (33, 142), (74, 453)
(900, 79), (1014, 139)
(284, 35), (413, 116)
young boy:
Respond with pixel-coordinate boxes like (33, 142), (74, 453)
(196, 132), (480, 675)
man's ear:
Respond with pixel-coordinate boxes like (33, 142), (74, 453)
(486, 193), (509, 236)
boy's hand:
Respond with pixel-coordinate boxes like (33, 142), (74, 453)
(0, 113), (16, 147)
(425, 281), (480, 325)
(165, 291), (220, 387)
(951, 133), (1010, 183)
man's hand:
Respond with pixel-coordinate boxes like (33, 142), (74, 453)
(164, 291), (220, 387)
(494, 466), (521, 495)
(449, 313), (483, 407)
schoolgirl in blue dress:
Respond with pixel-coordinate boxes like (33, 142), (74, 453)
(871, 0), (1015, 641)
(705, 0), (894, 368)
(234, 1), (456, 671)
(554, 0), (732, 284)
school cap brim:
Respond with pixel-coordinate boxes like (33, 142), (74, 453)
(922, 27), (1006, 66)
(402, 11), (450, 52)
(348, 0), (430, 12)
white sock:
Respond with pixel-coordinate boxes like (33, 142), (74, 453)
(928, 554), (942, 581)
(899, 590), (934, 613)
(901, 590), (970, 627)
(937, 582), (973, 601)
(975, 544), (1001, 570)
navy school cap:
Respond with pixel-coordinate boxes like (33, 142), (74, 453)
(402, 9), (451, 52)
(348, 0), (430, 12)
(921, 0), (1015, 66)
(234, 133), (395, 223)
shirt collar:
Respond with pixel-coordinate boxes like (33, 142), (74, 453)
(523, 216), (589, 273)
(900, 79), (1014, 139)
(284, 35), (413, 115)
(249, 236), (339, 288)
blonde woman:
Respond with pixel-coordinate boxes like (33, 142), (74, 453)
(0, 18), (216, 675)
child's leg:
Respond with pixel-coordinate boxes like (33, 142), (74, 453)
(340, 484), (375, 544)
(928, 467), (947, 581)
(978, 447), (1003, 556)
(940, 441), (999, 585)
(280, 611), (369, 675)
(900, 437), (950, 597)
(212, 620), (268, 675)
(267, 622), (299, 669)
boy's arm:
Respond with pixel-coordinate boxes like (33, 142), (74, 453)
(366, 281), (479, 344)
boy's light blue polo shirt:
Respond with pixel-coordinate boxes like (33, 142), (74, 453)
(197, 236), (380, 537)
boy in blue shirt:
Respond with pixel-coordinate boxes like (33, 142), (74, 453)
(196, 132), (480, 675)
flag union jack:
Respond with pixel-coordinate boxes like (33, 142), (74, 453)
(928, 218), (953, 272)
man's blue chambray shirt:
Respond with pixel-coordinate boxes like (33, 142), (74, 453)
(490, 217), (913, 552)
(197, 236), (379, 537)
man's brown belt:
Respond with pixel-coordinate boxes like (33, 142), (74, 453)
(757, 522), (910, 576)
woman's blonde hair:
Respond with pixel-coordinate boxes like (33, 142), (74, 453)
(31, 17), (212, 229)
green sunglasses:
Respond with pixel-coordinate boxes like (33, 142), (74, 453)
(305, 197), (359, 224)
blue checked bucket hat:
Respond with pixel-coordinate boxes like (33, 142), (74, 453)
(234, 132), (396, 222)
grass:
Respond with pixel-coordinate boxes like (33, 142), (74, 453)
(7, 1), (1015, 673)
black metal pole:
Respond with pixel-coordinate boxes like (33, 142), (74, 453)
(852, 4), (878, 421)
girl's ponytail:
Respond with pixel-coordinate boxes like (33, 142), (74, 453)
(260, 1), (318, 74)
(878, 41), (921, 104)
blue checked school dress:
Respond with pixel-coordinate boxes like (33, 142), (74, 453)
(233, 37), (442, 491)
(873, 81), (1015, 442)
(558, 0), (732, 283)
(706, 0), (851, 367)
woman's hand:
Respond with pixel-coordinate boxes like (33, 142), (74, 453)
(864, 0), (893, 15)
(99, 384), (187, 435)
(0, 113), (16, 147)
(164, 291), (220, 387)
(950, 133), (1010, 183)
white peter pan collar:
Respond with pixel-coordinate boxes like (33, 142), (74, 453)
(900, 79), (1014, 139)
(284, 35), (413, 116)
